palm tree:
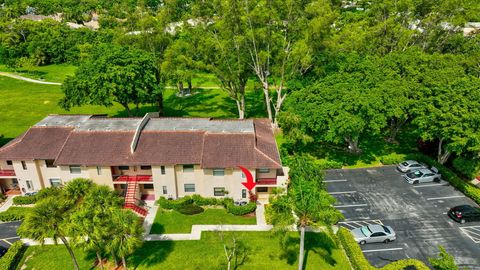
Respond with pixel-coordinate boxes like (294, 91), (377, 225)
(108, 209), (143, 270)
(18, 197), (80, 270)
(63, 178), (93, 205)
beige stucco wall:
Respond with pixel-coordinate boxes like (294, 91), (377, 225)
(152, 165), (177, 199)
(0, 160), (14, 170)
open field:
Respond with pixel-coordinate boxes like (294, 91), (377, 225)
(17, 231), (351, 270)
(150, 208), (257, 234)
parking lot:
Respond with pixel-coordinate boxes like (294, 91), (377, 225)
(326, 166), (480, 269)
(0, 221), (21, 250)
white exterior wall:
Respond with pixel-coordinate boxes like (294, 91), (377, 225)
(0, 160), (14, 170)
(152, 165), (177, 199)
(11, 160), (43, 192)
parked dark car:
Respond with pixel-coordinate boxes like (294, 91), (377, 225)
(448, 205), (480, 224)
(0, 246), (6, 258)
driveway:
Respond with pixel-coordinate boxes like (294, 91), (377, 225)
(0, 221), (21, 249)
(326, 166), (480, 269)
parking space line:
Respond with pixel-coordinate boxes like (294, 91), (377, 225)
(2, 236), (20, 241)
(459, 226), (480, 243)
(413, 183), (447, 188)
(362, 247), (403, 253)
(324, 179), (347, 183)
(330, 191), (357, 195)
(426, 195), (465, 201)
(336, 204), (368, 208)
(2, 239), (12, 245)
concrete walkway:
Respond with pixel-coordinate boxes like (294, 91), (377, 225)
(142, 201), (158, 235)
(0, 195), (18, 212)
(255, 202), (267, 226)
(0, 72), (62, 85)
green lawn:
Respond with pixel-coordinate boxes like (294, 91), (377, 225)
(17, 231), (351, 270)
(150, 208), (257, 234)
(0, 64), (77, 83)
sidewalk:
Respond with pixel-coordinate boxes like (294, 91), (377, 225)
(142, 201), (158, 235)
(0, 195), (18, 212)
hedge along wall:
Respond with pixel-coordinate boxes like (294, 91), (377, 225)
(337, 228), (429, 270)
(0, 241), (25, 270)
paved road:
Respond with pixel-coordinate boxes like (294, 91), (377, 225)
(326, 166), (480, 269)
(0, 72), (62, 85)
(0, 221), (21, 249)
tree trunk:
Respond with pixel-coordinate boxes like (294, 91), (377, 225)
(96, 251), (104, 270)
(157, 91), (164, 116)
(122, 256), (127, 270)
(298, 225), (305, 270)
(437, 138), (451, 164)
(346, 137), (361, 153)
(387, 117), (407, 143)
(178, 81), (184, 96)
(111, 251), (118, 267)
(122, 103), (132, 117)
(235, 95), (246, 119)
(187, 79), (192, 95)
(262, 82), (273, 123)
(60, 236), (80, 270)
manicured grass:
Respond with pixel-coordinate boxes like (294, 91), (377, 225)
(17, 231), (350, 270)
(0, 64), (77, 83)
(150, 208), (257, 234)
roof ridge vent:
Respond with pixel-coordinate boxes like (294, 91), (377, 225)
(130, 112), (159, 153)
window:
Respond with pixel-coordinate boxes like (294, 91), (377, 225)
(143, 184), (154, 189)
(118, 166), (129, 171)
(6, 160), (12, 166)
(257, 187), (268, 192)
(183, 164), (194, 172)
(214, 187), (225, 196)
(242, 189), (247, 199)
(26, 180), (33, 190)
(241, 172), (246, 178)
(162, 186), (168, 195)
(371, 232), (386, 237)
(184, 184), (195, 192)
(161, 166), (166, 175)
(213, 168), (225, 176)
(140, 165), (151, 170)
(45, 160), (56, 168)
(258, 168), (270, 173)
(97, 166), (102, 175)
(49, 178), (62, 187)
(120, 184), (127, 189)
(69, 165), (81, 174)
(21, 161), (27, 170)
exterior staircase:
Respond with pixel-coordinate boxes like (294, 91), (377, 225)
(124, 180), (148, 216)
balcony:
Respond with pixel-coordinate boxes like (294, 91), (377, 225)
(0, 170), (15, 177)
(256, 178), (277, 185)
(113, 175), (153, 182)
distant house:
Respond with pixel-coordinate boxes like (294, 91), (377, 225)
(0, 114), (288, 215)
(463, 22), (480, 36)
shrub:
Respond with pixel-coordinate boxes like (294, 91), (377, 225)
(12, 196), (37, 205)
(176, 204), (204, 215)
(0, 241), (25, 270)
(191, 194), (222, 206)
(223, 199), (256, 216)
(0, 193), (6, 203)
(379, 153), (406, 165)
(157, 196), (193, 210)
(452, 156), (480, 179)
(407, 153), (480, 206)
(36, 187), (62, 200)
(428, 246), (459, 270)
(337, 227), (374, 270)
(316, 159), (343, 170)
(0, 207), (30, 222)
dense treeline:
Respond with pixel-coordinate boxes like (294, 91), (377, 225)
(0, 0), (479, 168)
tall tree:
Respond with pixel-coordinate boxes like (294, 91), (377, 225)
(18, 197), (80, 270)
(60, 43), (164, 116)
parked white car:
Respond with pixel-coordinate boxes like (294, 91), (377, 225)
(351, 225), (396, 245)
(403, 167), (441, 184)
(397, 160), (427, 173)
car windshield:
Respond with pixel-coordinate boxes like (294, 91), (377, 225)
(401, 162), (409, 166)
(360, 226), (372, 237)
(382, 226), (391, 234)
(407, 171), (423, 178)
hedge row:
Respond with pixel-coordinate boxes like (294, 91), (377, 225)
(12, 196), (37, 205)
(12, 187), (62, 205)
(0, 241), (25, 270)
(157, 195), (256, 216)
(337, 227), (429, 270)
(379, 153), (407, 165)
(406, 153), (480, 206)
(0, 212), (25, 222)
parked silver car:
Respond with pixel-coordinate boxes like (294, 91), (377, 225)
(397, 160), (427, 173)
(403, 167), (441, 184)
(351, 224), (396, 245)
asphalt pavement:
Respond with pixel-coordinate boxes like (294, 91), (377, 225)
(0, 221), (21, 250)
(326, 166), (480, 269)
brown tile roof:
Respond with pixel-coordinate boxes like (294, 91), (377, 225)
(0, 127), (73, 160)
(0, 116), (282, 168)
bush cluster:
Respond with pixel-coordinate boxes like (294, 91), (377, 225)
(337, 227), (429, 270)
(223, 198), (257, 216)
(316, 159), (343, 169)
(157, 195), (256, 216)
(452, 156), (480, 179)
(176, 204), (205, 215)
(12, 196), (37, 205)
(0, 241), (25, 270)
(407, 153), (480, 206)
(157, 196), (193, 210)
(379, 153), (407, 165)
(0, 212), (25, 222)
(191, 194), (223, 206)
(0, 193), (6, 203)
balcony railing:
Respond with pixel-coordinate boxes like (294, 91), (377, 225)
(113, 175), (153, 182)
(0, 170), (15, 177)
(256, 178), (277, 185)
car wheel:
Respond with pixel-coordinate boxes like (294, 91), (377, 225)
(413, 180), (419, 184)
(434, 178), (440, 183)
(383, 239), (390, 244)
(359, 240), (366, 245)
(461, 219), (466, 224)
